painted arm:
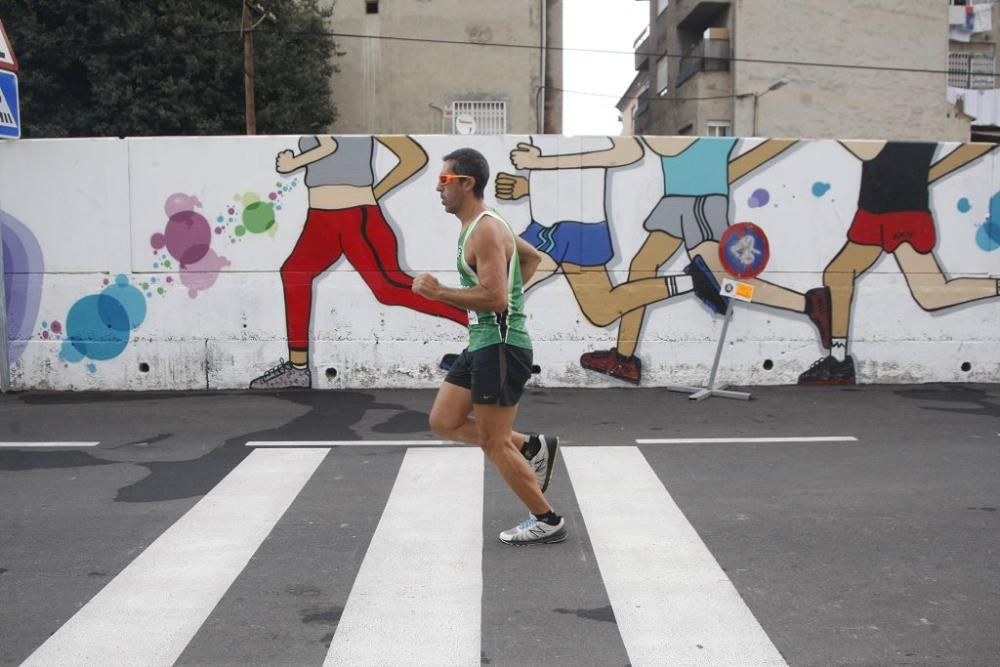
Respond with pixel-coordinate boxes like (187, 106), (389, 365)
(728, 139), (796, 183)
(509, 137), (643, 170)
(495, 172), (530, 200)
(413, 216), (510, 312)
(373, 135), (429, 200)
(928, 143), (996, 184)
(275, 136), (338, 174)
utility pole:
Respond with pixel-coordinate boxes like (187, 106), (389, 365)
(242, 0), (256, 134)
(241, 1), (276, 135)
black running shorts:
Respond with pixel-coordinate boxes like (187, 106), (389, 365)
(444, 343), (533, 406)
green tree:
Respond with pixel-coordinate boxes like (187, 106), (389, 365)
(2, 0), (337, 137)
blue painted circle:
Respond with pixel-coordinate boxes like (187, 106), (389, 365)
(65, 294), (131, 361)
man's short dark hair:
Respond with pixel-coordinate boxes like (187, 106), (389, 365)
(443, 147), (489, 199)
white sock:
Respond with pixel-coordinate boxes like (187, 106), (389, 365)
(831, 338), (847, 362)
(666, 274), (694, 296)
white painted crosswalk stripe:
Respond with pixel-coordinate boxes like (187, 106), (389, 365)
(0, 441), (99, 448)
(246, 440), (457, 447)
(637, 436), (857, 444)
(562, 446), (787, 667)
(324, 447), (484, 667)
(21, 447), (329, 667)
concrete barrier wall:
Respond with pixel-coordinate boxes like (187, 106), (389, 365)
(1, 135), (998, 390)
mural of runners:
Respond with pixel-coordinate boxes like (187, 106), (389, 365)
(798, 140), (1000, 385)
(571, 136), (831, 385)
(494, 136), (723, 362)
(249, 135), (468, 389)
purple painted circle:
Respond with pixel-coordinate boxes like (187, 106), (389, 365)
(164, 210), (211, 267)
(719, 222), (770, 278)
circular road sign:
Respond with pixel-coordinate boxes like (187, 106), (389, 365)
(719, 222), (770, 278)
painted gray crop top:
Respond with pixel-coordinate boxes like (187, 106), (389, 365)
(297, 136), (375, 188)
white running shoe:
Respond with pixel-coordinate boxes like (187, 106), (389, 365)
(527, 434), (560, 492)
(498, 515), (567, 546)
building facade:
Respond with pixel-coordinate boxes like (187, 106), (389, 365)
(323, 0), (562, 135)
(623, 0), (978, 140)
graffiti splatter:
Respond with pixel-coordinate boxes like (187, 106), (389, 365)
(747, 188), (770, 208)
(975, 192), (1000, 252)
(2, 209), (45, 367)
(150, 193), (232, 298)
(55, 274), (147, 364)
(225, 181), (297, 242)
(958, 197), (972, 213)
(812, 182), (831, 197)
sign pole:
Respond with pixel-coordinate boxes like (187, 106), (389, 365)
(667, 222), (772, 402)
(0, 216), (9, 392)
(667, 298), (750, 401)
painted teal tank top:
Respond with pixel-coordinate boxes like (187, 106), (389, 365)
(662, 137), (738, 197)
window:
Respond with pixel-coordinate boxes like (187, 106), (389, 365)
(451, 101), (507, 135)
(656, 56), (669, 96)
(365, 1), (379, 14)
(657, 0), (669, 15)
(706, 121), (731, 137)
(949, 51), (995, 89)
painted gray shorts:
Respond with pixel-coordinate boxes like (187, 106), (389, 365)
(642, 194), (732, 249)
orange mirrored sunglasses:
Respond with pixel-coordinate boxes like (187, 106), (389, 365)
(438, 173), (473, 186)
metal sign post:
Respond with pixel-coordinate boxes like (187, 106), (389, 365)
(667, 222), (771, 402)
(0, 217), (9, 392)
(0, 17), (17, 391)
(667, 296), (749, 401)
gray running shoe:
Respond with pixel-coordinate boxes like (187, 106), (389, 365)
(249, 360), (311, 390)
(527, 434), (560, 492)
(498, 516), (567, 546)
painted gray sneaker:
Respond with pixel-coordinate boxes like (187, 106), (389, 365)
(249, 360), (311, 390)
(526, 434), (560, 493)
(498, 516), (567, 546)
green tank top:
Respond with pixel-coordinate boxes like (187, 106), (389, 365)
(457, 210), (532, 352)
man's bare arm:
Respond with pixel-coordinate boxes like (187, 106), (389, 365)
(414, 219), (510, 312)
(516, 236), (542, 285)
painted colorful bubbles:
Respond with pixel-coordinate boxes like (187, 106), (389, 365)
(60, 274), (146, 363)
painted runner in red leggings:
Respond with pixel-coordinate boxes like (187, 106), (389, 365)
(250, 135), (467, 389)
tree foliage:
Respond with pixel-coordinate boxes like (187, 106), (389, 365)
(2, 0), (337, 137)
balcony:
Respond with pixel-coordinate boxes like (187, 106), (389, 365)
(676, 35), (730, 88)
(634, 25), (651, 71)
(677, 1), (730, 31)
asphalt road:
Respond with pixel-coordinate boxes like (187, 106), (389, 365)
(1, 383), (998, 666)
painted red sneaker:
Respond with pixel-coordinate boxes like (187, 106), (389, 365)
(580, 348), (642, 385)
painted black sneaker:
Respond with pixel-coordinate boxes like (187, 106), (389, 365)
(797, 354), (856, 385)
(685, 254), (729, 315)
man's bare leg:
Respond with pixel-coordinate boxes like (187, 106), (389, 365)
(473, 403), (550, 514)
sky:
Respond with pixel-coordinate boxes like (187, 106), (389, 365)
(561, 0), (650, 136)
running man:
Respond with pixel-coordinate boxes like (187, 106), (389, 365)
(413, 147), (565, 546)
(799, 140), (1000, 384)
(250, 135), (467, 389)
